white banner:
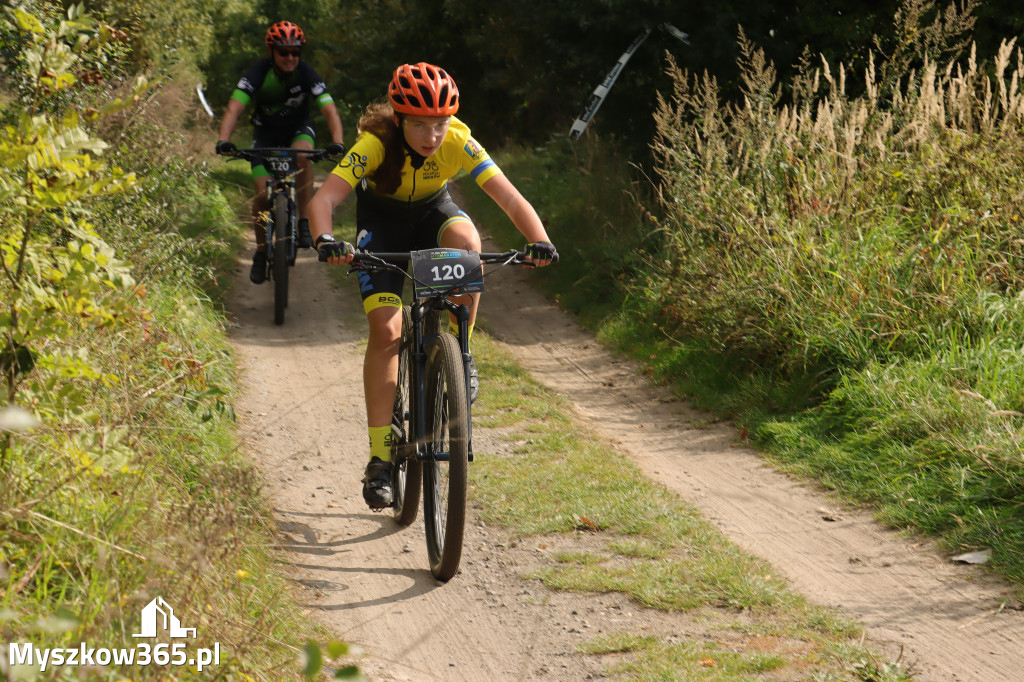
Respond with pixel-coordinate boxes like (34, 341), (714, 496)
(568, 24), (689, 140)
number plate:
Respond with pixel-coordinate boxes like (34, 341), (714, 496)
(265, 153), (294, 174)
(410, 249), (484, 299)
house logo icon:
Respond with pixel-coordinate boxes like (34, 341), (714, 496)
(132, 597), (197, 639)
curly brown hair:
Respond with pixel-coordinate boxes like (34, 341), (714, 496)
(357, 100), (405, 195)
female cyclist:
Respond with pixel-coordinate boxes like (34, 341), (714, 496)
(309, 62), (557, 509)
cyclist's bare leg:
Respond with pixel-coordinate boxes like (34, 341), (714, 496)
(364, 305), (403, 430)
(361, 304), (402, 506)
(438, 218), (482, 326)
(291, 138), (314, 219)
(251, 176), (270, 251)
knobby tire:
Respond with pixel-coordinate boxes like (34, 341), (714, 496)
(393, 306), (422, 525)
(423, 332), (468, 581)
(272, 193), (290, 325)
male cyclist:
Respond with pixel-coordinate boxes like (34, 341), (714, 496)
(309, 63), (556, 509)
(215, 21), (345, 284)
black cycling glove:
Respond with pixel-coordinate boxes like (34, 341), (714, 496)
(525, 241), (558, 262)
(326, 142), (346, 157)
(215, 140), (237, 155)
(316, 234), (355, 262)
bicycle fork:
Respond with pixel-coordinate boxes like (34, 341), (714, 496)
(454, 303), (474, 463)
(410, 302), (474, 464)
(409, 305), (431, 465)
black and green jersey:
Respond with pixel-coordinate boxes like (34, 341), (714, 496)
(230, 58), (334, 128)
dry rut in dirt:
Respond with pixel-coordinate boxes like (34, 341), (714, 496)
(225, 232), (1024, 682)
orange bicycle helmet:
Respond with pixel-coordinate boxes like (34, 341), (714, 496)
(265, 21), (305, 48)
(388, 63), (460, 116)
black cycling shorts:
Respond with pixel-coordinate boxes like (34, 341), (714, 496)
(353, 184), (473, 313)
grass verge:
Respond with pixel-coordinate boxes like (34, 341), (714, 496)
(468, 332), (912, 681)
(1, 272), (333, 680)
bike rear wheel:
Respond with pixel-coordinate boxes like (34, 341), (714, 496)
(393, 306), (422, 525)
(423, 332), (468, 581)
(272, 192), (290, 325)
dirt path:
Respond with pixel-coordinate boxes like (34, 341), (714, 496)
(225, 232), (1024, 681)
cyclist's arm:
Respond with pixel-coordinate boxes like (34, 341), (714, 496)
(309, 173), (355, 264)
(217, 98), (245, 143)
(319, 101), (345, 146)
(480, 174), (553, 264)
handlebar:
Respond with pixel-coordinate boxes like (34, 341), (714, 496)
(354, 250), (540, 265)
(320, 249), (558, 266)
(319, 247), (556, 302)
(218, 146), (341, 165)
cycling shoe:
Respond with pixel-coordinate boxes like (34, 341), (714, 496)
(250, 250), (267, 284)
(362, 456), (393, 509)
(298, 218), (313, 249)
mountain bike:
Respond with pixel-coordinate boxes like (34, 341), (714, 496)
(220, 147), (336, 325)
(326, 248), (549, 581)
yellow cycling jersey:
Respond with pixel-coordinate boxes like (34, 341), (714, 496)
(330, 116), (503, 203)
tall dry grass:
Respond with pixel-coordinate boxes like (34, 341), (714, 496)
(643, 0), (1024, 582)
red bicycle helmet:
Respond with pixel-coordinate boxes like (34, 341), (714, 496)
(388, 63), (460, 116)
(265, 21), (305, 48)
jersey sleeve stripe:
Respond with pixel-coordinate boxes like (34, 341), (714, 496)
(469, 159), (498, 181)
(230, 89), (251, 106)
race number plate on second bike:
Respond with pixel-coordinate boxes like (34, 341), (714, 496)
(410, 249), (484, 300)
(264, 152), (295, 174)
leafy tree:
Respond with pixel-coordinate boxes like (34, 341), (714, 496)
(199, 0), (1024, 147)
(0, 3), (147, 467)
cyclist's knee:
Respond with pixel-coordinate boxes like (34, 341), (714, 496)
(366, 303), (402, 338)
(439, 220), (481, 251)
(367, 323), (401, 356)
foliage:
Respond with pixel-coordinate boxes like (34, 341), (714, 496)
(455, 133), (660, 330)
(649, 2), (1024, 371)
(87, 0), (224, 74)
(632, 0), (1024, 581)
(0, 4), (327, 678)
(200, 0), (1024, 149)
(1, 2), (143, 423)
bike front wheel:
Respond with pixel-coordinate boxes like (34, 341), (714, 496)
(393, 306), (422, 525)
(423, 332), (468, 581)
(271, 192), (290, 325)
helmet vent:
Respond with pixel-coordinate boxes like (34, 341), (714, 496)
(418, 85), (434, 108)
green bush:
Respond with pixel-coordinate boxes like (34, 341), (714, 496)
(0, 5), (322, 678)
